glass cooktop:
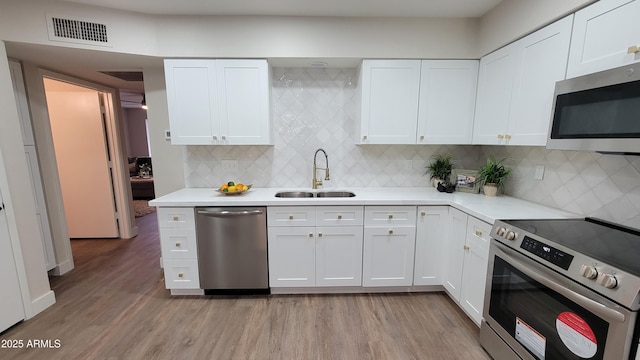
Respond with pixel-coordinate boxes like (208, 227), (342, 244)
(502, 218), (640, 276)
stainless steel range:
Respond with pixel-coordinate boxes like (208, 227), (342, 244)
(480, 218), (640, 360)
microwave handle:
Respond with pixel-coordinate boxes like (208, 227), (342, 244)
(494, 244), (626, 324)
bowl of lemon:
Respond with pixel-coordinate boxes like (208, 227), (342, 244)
(217, 181), (252, 195)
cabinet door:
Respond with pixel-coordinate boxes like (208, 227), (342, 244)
(460, 217), (492, 326)
(362, 226), (416, 287)
(0, 189), (25, 332)
(164, 59), (218, 145)
(508, 15), (573, 146)
(567, 0), (640, 78)
(413, 206), (448, 286)
(316, 226), (363, 287)
(443, 207), (467, 301)
(267, 226), (315, 287)
(216, 59), (271, 145)
(417, 60), (478, 144)
(359, 60), (421, 144)
(473, 43), (517, 145)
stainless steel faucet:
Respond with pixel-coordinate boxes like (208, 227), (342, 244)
(312, 148), (330, 189)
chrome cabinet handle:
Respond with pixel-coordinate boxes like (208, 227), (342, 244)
(628, 45), (639, 54)
(198, 209), (264, 217)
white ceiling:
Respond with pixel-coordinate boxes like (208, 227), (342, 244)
(60, 0), (503, 18)
(8, 0), (504, 95)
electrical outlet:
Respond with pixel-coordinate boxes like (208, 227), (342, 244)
(164, 130), (171, 140)
(222, 160), (238, 171)
(534, 165), (545, 180)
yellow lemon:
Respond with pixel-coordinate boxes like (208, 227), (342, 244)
(228, 185), (237, 193)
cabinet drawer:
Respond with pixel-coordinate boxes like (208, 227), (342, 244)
(163, 259), (200, 289)
(466, 216), (492, 257)
(267, 206), (315, 227)
(364, 206), (417, 227)
(316, 206), (364, 226)
(159, 228), (197, 259)
(157, 207), (195, 230)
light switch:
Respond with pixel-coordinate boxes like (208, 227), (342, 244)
(534, 165), (545, 180)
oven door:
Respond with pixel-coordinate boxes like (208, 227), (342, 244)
(482, 240), (636, 360)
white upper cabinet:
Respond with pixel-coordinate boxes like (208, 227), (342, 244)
(358, 59), (478, 145)
(164, 59), (271, 145)
(358, 60), (421, 144)
(567, 0), (640, 78)
(417, 60), (478, 144)
(473, 15), (573, 146)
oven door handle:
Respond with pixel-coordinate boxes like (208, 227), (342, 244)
(494, 244), (626, 324)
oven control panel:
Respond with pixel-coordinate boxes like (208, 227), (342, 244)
(520, 236), (574, 270)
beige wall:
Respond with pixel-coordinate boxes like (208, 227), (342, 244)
(477, 0), (596, 56)
(0, 42), (55, 318)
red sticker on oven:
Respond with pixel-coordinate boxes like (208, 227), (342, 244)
(556, 312), (597, 358)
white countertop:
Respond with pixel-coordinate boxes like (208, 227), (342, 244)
(149, 187), (579, 224)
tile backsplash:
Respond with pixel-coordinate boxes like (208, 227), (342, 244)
(184, 67), (640, 229)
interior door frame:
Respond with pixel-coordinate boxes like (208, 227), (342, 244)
(34, 70), (137, 261)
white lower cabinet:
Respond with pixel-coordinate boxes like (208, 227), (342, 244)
(413, 206), (448, 286)
(157, 207), (200, 290)
(267, 206), (364, 288)
(443, 207), (492, 326)
(362, 206), (416, 287)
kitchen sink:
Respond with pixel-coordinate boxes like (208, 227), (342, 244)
(274, 191), (356, 198)
(274, 191), (315, 198)
(315, 191), (356, 198)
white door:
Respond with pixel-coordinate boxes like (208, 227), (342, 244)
(359, 60), (421, 144)
(164, 59), (218, 145)
(216, 59), (270, 145)
(267, 226), (315, 287)
(508, 15), (573, 146)
(413, 206), (448, 286)
(460, 217), (492, 326)
(567, 0), (640, 78)
(362, 226), (416, 287)
(417, 60), (478, 144)
(0, 188), (26, 332)
(315, 226), (363, 287)
(45, 79), (119, 238)
(443, 207), (467, 301)
(472, 43), (517, 145)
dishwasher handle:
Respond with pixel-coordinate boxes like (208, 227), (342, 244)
(197, 209), (264, 217)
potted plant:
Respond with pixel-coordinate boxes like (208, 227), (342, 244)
(138, 163), (152, 178)
(478, 156), (511, 197)
(425, 154), (453, 187)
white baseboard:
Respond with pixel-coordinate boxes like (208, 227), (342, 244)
(48, 259), (74, 276)
(269, 285), (444, 295)
(24, 290), (56, 319)
(170, 289), (204, 296)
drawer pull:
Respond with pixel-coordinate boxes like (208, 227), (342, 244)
(289, 215), (294, 220)
(173, 216), (180, 221)
(419, 135), (425, 141)
(318, 232), (323, 237)
(175, 242), (181, 248)
(497, 134), (504, 139)
(388, 214), (393, 219)
(221, 135), (226, 140)
(178, 273), (184, 278)
(628, 45), (639, 54)
(337, 215), (343, 220)
(475, 230), (483, 237)
(464, 245), (470, 251)
(362, 135), (368, 141)
(308, 233), (313, 238)
(421, 211), (426, 216)
(388, 229), (394, 235)
(505, 134), (512, 140)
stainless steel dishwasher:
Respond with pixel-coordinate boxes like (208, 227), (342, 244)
(196, 207), (269, 294)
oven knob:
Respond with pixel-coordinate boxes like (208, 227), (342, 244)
(579, 265), (598, 279)
(496, 227), (507, 237)
(505, 230), (517, 241)
(596, 273), (618, 289)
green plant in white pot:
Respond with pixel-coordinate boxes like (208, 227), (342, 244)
(425, 154), (453, 187)
(478, 156), (511, 196)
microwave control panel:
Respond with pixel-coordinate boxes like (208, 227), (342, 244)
(521, 236), (574, 270)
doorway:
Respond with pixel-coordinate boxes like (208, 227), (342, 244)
(43, 78), (119, 239)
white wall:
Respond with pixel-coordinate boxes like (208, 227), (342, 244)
(0, 42), (55, 318)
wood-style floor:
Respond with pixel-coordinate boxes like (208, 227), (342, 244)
(1, 213), (491, 360)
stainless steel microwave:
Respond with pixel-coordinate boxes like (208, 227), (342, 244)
(547, 62), (640, 154)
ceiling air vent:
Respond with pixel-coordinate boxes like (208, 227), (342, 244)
(46, 15), (112, 47)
